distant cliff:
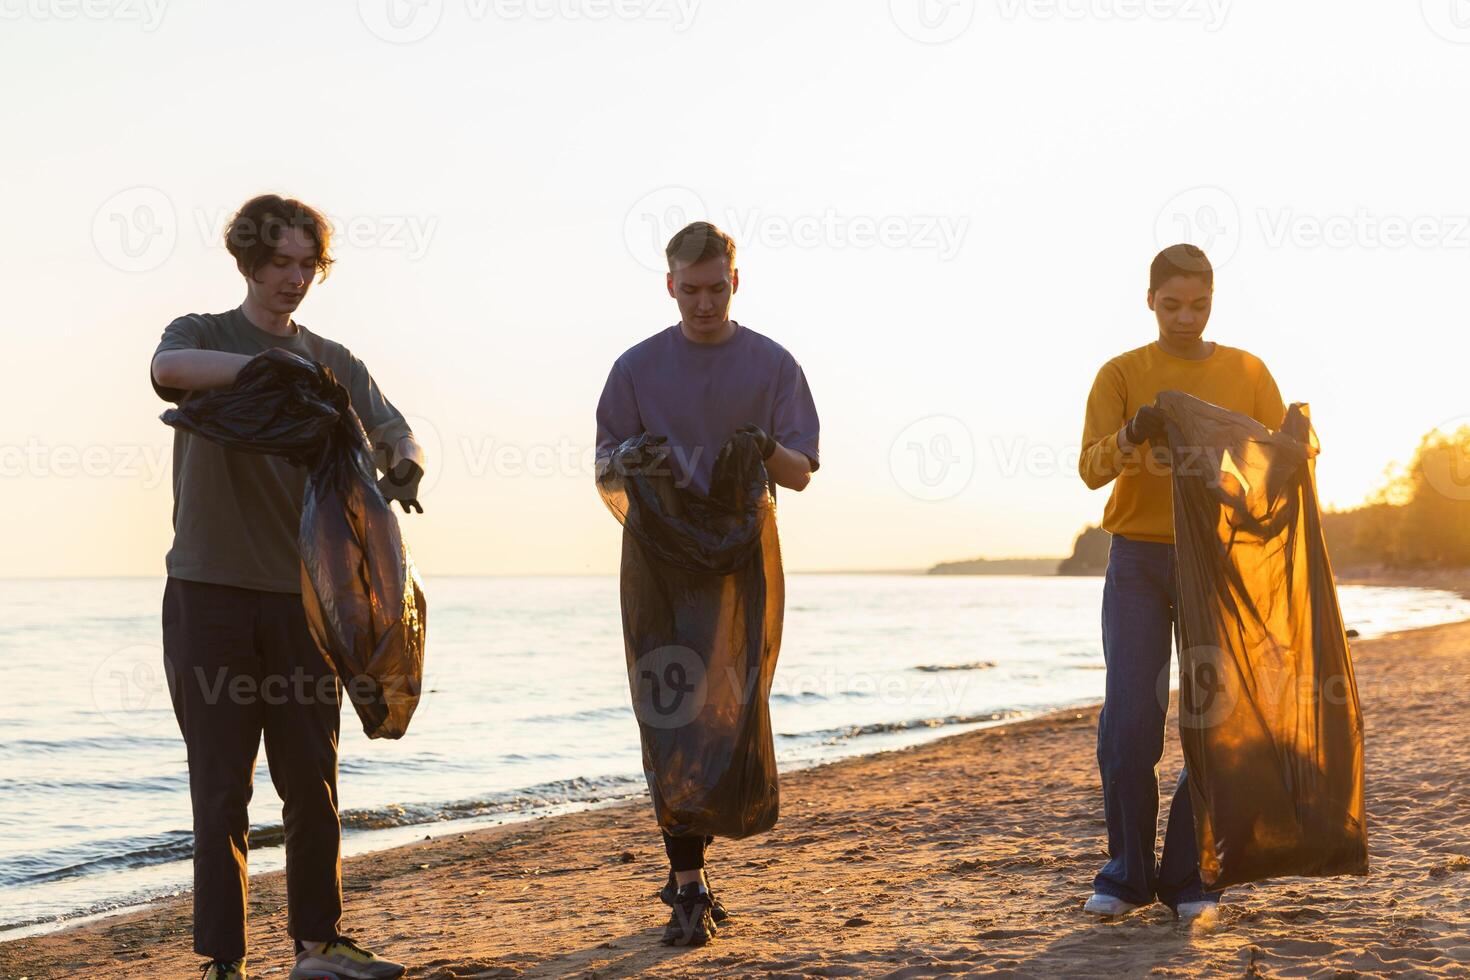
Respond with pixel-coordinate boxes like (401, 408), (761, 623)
(927, 557), (1062, 576)
(1057, 526), (1111, 576)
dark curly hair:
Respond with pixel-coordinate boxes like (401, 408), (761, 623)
(224, 194), (335, 282)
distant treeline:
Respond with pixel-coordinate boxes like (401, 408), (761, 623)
(933, 426), (1470, 577)
(1322, 425), (1470, 568)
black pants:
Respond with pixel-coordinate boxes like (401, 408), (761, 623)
(663, 832), (712, 873)
(162, 577), (344, 960)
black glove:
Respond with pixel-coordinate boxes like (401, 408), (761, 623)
(377, 459), (424, 514)
(736, 423), (777, 460)
(1124, 405), (1168, 449)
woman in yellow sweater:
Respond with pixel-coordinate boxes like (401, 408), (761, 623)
(1077, 244), (1286, 922)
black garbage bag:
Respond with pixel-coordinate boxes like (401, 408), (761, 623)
(161, 348), (427, 740)
(1157, 390), (1368, 890)
(598, 432), (783, 839)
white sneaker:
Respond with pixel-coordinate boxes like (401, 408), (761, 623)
(1177, 900), (1220, 922)
(1083, 893), (1140, 917)
(289, 936), (404, 979)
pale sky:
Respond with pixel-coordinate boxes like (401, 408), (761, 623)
(3, 0), (1468, 576)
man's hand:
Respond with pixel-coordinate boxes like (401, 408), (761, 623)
(1123, 405), (1168, 450)
(377, 459), (424, 514)
(736, 423), (777, 460)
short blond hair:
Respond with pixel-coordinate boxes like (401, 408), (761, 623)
(665, 221), (736, 272)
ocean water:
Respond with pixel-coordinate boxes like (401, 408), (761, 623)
(2, 574), (1466, 937)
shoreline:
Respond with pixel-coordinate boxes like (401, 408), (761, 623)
(0, 706), (1056, 944)
(1334, 565), (1470, 601)
(5, 610), (1470, 977)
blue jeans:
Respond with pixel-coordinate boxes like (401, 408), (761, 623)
(1092, 534), (1220, 908)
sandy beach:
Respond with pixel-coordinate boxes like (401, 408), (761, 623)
(5, 612), (1469, 979)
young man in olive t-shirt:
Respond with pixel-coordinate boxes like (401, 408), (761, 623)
(149, 195), (421, 980)
(1076, 244), (1286, 923)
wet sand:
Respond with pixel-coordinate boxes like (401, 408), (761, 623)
(4, 618), (1469, 978)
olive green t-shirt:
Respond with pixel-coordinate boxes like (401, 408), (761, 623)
(152, 307), (416, 594)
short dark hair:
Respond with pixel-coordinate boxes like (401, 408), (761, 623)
(1149, 243), (1213, 295)
(224, 194), (335, 282)
(665, 221), (736, 273)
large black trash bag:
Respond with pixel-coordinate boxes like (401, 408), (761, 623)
(598, 432), (783, 839)
(161, 348), (427, 739)
(1157, 389), (1368, 890)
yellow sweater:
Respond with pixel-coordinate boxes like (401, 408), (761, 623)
(1079, 342), (1285, 544)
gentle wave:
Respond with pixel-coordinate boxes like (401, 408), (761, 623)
(780, 709), (1022, 744)
(0, 735), (181, 755)
(0, 774), (645, 890)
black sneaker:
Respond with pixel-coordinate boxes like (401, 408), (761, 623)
(659, 870), (729, 923)
(660, 883), (717, 947)
(200, 959), (246, 980)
